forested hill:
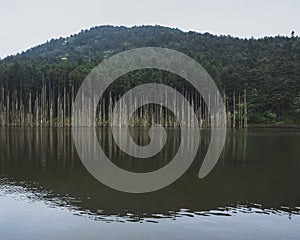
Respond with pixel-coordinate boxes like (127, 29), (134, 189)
(0, 25), (299, 124)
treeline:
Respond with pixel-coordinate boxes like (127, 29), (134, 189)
(0, 81), (248, 128)
(0, 25), (299, 125)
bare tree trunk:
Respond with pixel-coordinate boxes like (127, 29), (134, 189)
(233, 92), (236, 129)
(244, 89), (248, 128)
(238, 92), (241, 129)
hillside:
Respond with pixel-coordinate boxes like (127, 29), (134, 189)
(0, 25), (299, 125)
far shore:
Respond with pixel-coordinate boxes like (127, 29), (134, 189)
(249, 123), (300, 129)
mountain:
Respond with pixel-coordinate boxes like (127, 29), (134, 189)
(0, 25), (299, 125)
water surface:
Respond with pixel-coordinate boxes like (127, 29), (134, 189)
(0, 128), (300, 239)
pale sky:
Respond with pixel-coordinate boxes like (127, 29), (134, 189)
(0, 0), (299, 59)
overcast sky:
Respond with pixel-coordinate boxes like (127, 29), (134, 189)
(0, 0), (299, 58)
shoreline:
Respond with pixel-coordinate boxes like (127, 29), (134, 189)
(0, 124), (299, 129)
(249, 124), (300, 129)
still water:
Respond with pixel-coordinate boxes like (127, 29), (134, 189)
(0, 127), (300, 240)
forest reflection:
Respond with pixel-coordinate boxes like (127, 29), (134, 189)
(0, 127), (300, 222)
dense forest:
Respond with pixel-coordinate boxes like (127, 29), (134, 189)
(0, 25), (299, 127)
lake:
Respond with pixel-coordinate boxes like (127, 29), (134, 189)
(0, 127), (300, 240)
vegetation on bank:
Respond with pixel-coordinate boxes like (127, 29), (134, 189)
(0, 25), (299, 127)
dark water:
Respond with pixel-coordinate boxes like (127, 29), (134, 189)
(0, 127), (300, 240)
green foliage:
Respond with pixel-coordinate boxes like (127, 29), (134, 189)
(0, 25), (299, 124)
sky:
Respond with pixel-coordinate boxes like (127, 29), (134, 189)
(0, 0), (299, 59)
